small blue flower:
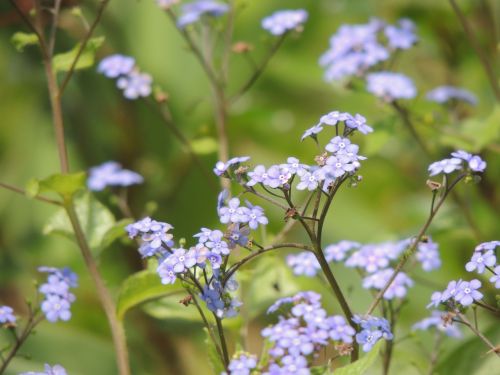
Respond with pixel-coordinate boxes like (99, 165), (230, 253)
(227, 353), (257, 375)
(219, 198), (243, 224)
(213, 156), (250, 177)
(205, 230), (230, 255)
(97, 54), (135, 78)
(262, 9), (308, 36)
(475, 241), (500, 253)
(41, 295), (72, 322)
(428, 157), (463, 176)
(416, 239), (441, 271)
(413, 311), (461, 338)
(454, 279), (483, 306)
(384, 19), (418, 50)
(177, 0), (229, 28)
(117, 71), (153, 100)
(157, 261), (177, 284)
(344, 114), (373, 134)
(356, 329), (383, 352)
(20, 364), (68, 375)
(0, 305), (16, 325)
(465, 250), (496, 274)
(366, 72), (417, 101)
(245, 203), (268, 230)
(287, 252), (320, 277)
(226, 224), (250, 248)
(489, 266), (500, 288)
(324, 240), (360, 262)
(88, 161), (143, 191)
(328, 315), (356, 344)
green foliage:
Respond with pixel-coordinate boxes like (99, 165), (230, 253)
(440, 105), (500, 151)
(26, 172), (86, 199)
(11, 32), (38, 52)
(436, 323), (500, 375)
(204, 328), (225, 375)
(191, 137), (218, 155)
(244, 255), (301, 319)
(332, 342), (382, 375)
(43, 191), (117, 256)
(52, 36), (105, 73)
(116, 270), (181, 320)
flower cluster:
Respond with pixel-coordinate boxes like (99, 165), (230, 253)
(353, 315), (393, 352)
(201, 277), (241, 318)
(20, 364), (67, 375)
(287, 238), (440, 301)
(87, 161), (143, 191)
(426, 85), (477, 105)
(262, 292), (357, 373)
(366, 72), (416, 101)
(218, 198), (268, 230)
(98, 54), (152, 99)
(261, 9), (308, 36)
(412, 311), (461, 338)
(126, 211), (248, 317)
(224, 353), (257, 375)
(177, 0), (229, 28)
(319, 18), (417, 82)
(428, 150), (487, 176)
(0, 305), (16, 326)
(39, 267), (78, 323)
(428, 279), (483, 308)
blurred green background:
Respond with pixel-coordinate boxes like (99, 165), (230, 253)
(0, 0), (499, 374)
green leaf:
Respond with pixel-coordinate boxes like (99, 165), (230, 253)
(25, 178), (40, 198)
(245, 255), (301, 319)
(440, 105), (500, 152)
(43, 191), (115, 256)
(100, 218), (133, 250)
(310, 366), (329, 375)
(333, 341), (382, 375)
(204, 328), (225, 375)
(436, 323), (500, 375)
(11, 32), (38, 52)
(52, 36), (105, 73)
(116, 270), (181, 320)
(191, 137), (218, 155)
(36, 172), (86, 198)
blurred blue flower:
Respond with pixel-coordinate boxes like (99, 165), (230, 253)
(261, 9), (308, 36)
(366, 71), (416, 101)
(88, 161), (143, 191)
(177, 0), (229, 28)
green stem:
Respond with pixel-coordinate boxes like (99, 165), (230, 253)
(214, 315), (229, 368)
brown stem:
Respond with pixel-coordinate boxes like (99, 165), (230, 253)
(65, 203), (130, 374)
(456, 312), (500, 356)
(58, 0), (111, 96)
(0, 315), (43, 374)
(448, 0), (500, 101)
(392, 101), (483, 241)
(230, 34), (288, 103)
